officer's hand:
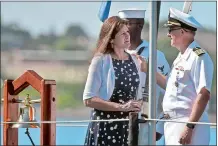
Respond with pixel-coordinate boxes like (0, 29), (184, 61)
(178, 126), (193, 145)
(133, 54), (148, 73)
(120, 100), (141, 112)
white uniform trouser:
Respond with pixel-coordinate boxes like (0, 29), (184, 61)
(164, 110), (210, 145)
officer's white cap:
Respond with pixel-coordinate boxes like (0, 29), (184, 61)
(118, 8), (146, 19)
(164, 7), (203, 31)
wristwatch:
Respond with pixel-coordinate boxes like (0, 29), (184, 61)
(186, 123), (195, 129)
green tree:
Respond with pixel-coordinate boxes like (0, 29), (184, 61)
(65, 24), (88, 38)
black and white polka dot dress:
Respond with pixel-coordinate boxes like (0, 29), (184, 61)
(84, 55), (140, 146)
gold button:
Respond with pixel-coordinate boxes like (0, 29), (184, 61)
(175, 81), (179, 87)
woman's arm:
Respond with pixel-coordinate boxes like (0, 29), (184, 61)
(84, 97), (141, 112)
(84, 97), (121, 111)
(83, 55), (141, 112)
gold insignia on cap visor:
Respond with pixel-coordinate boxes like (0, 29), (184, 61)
(167, 20), (181, 26)
(164, 7), (202, 31)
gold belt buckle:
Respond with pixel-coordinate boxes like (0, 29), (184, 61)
(163, 113), (170, 119)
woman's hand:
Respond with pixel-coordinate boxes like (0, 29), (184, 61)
(134, 54), (148, 73)
(120, 100), (142, 112)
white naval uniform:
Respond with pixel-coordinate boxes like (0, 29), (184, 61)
(126, 40), (170, 144)
(163, 41), (214, 145)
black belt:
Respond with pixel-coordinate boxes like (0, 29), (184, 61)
(156, 113), (171, 124)
(163, 113), (170, 119)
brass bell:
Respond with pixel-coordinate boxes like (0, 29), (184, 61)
(11, 106), (40, 128)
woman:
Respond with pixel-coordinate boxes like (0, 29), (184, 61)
(83, 16), (143, 146)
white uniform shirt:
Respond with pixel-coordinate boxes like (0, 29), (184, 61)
(163, 41), (214, 112)
(126, 40), (170, 111)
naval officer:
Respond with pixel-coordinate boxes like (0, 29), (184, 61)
(138, 7), (214, 145)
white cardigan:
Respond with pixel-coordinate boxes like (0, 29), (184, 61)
(83, 54), (143, 101)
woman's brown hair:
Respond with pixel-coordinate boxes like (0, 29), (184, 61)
(94, 16), (128, 55)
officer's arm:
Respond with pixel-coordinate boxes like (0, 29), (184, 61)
(156, 72), (167, 90)
(188, 54), (214, 125)
(188, 88), (210, 123)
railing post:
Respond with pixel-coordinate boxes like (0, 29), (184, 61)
(128, 112), (138, 146)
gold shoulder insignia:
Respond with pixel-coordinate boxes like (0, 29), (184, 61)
(193, 47), (205, 56)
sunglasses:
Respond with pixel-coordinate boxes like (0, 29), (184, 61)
(168, 27), (182, 33)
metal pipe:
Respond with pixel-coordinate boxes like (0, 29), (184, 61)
(149, 1), (158, 145)
(1, 119), (216, 126)
(29, 99), (41, 104)
(11, 98), (41, 104)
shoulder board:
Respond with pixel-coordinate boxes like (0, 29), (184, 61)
(193, 47), (205, 56)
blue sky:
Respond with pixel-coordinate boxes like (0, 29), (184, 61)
(1, 1), (216, 38)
